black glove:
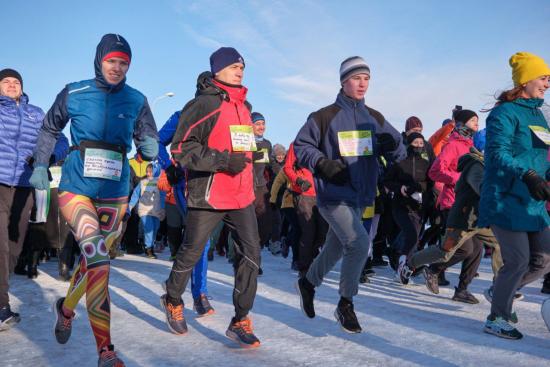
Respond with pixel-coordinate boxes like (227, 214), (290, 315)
(315, 158), (349, 185)
(166, 164), (184, 186)
(296, 177), (312, 192)
(522, 169), (550, 201)
(376, 133), (397, 155)
(226, 152), (251, 175)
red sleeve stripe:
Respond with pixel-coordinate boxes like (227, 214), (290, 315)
(171, 108), (221, 155)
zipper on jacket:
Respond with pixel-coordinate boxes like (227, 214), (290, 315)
(234, 103), (244, 189)
(13, 102), (24, 185)
(97, 92), (110, 199)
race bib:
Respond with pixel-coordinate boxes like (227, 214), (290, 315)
(337, 130), (373, 157)
(254, 148), (270, 163)
(230, 125), (257, 152)
(83, 148), (123, 181)
(529, 125), (550, 145)
(49, 166), (62, 189)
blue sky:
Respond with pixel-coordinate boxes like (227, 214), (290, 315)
(4, 0), (550, 149)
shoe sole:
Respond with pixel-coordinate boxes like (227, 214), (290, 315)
(452, 297), (479, 305)
(225, 329), (261, 348)
(193, 304), (216, 318)
(295, 280), (315, 319)
(333, 310), (361, 334)
(483, 326), (522, 340)
(0, 315), (20, 331)
(160, 297), (187, 336)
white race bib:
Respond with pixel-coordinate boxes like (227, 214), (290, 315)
(529, 125), (550, 145)
(230, 125), (257, 152)
(83, 148), (123, 181)
(337, 130), (373, 157)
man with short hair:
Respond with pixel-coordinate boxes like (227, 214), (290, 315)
(294, 56), (404, 333)
(0, 68), (44, 331)
(162, 47), (261, 348)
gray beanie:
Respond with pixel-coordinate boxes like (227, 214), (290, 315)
(340, 56), (370, 83)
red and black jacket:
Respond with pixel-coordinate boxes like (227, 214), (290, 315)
(170, 78), (254, 210)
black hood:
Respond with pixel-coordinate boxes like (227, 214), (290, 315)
(457, 147), (484, 173)
(94, 34), (132, 92)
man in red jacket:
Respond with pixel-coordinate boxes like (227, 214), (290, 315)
(161, 47), (261, 348)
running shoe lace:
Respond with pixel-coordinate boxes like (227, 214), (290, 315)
(237, 318), (253, 334)
(493, 317), (514, 331)
(61, 316), (72, 330)
(168, 303), (184, 322)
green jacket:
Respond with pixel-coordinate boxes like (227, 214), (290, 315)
(478, 98), (550, 231)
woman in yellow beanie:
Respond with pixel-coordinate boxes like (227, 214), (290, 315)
(478, 52), (550, 339)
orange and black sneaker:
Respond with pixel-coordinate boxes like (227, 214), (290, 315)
(193, 294), (215, 317)
(160, 294), (188, 335)
(226, 316), (261, 348)
(98, 344), (125, 367)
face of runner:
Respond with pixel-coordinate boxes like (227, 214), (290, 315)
(146, 165), (153, 179)
(101, 57), (129, 85)
(253, 120), (266, 137)
(215, 62), (244, 86)
(522, 75), (550, 99)
(465, 116), (479, 132)
(410, 137), (425, 148)
(275, 153), (285, 163)
(0, 77), (22, 101)
(342, 73), (370, 100)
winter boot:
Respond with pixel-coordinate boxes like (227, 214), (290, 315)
(335, 297), (362, 333)
(98, 344), (125, 367)
(226, 316), (261, 348)
(295, 277), (315, 318)
(0, 305), (21, 331)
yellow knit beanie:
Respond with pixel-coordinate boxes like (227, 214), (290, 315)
(509, 52), (550, 86)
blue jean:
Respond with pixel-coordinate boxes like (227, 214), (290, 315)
(191, 240), (210, 299)
(141, 215), (160, 249)
(306, 204), (370, 299)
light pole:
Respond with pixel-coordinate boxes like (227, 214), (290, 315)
(152, 92), (175, 110)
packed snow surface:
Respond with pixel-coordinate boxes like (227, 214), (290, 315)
(2, 250), (549, 366)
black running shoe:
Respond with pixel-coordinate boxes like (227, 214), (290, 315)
(160, 294), (187, 335)
(334, 300), (362, 333)
(53, 297), (74, 344)
(0, 305), (20, 331)
(438, 271), (450, 286)
(226, 317), (261, 348)
(295, 277), (315, 318)
(423, 267), (440, 294)
(193, 294), (215, 317)
(452, 287), (479, 304)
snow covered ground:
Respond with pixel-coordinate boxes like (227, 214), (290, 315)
(2, 250), (549, 367)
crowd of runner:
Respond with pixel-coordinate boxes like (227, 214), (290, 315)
(0, 34), (549, 366)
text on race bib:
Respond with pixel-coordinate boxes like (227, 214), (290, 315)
(230, 125), (257, 152)
(337, 130), (373, 157)
(83, 148), (123, 181)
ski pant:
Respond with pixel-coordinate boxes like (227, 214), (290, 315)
(254, 186), (272, 247)
(166, 203), (184, 257)
(191, 240), (210, 299)
(166, 205), (260, 320)
(294, 194), (328, 272)
(409, 227), (502, 276)
(306, 204), (369, 300)
(140, 215), (160, 249)
(59, 192), (126, 353)
(490, 225), (550, 320)
(281, 207), (300, 263)
(0, 185), (33, 308)
(271, 207), (282, 242)
(392, 206), (422, 257)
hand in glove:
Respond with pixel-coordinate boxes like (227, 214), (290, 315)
(376, 133), (397, 155)
(225, 152), (251, 175)
(296, 177), (312, 192)
(138, 136), (159, 161)
(252, 151), (265, 162)
(166, 164), (184, 186)
(29, 165), (50, 190)
(315, 158), (349, 185)
(522, 169), (550, 201)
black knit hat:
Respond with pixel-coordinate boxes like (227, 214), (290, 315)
(454, 109), (478, 126)
(406, 132), (424, 145)
(0, 68), (23, 89)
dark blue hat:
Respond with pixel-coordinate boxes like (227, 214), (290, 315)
(210, 47), (245, 75)
(251, 112), (265, 123)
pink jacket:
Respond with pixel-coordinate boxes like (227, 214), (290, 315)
(428, 131), (473, 210)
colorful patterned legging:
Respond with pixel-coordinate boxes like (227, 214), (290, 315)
(58, 192), (127, 352)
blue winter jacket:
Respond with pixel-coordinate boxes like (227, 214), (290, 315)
(478, 98), (550, 232)
(0, 94), (45, 187)
(33, 36), (158, 199)
(294, 91), (405, 208)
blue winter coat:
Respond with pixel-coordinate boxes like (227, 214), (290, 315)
(478, 98), (550, 232)
(0, 94), (45, 187)
(33, 36), (158, 199)
(294, 91), (405, 208)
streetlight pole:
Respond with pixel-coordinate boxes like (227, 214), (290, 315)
(152, 92), (175, 110)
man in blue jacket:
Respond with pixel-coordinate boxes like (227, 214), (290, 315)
(0, 68), (45, 331)
(294, 56), (404, 333)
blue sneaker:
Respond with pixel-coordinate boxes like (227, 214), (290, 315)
(484, 315), (522, 340)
